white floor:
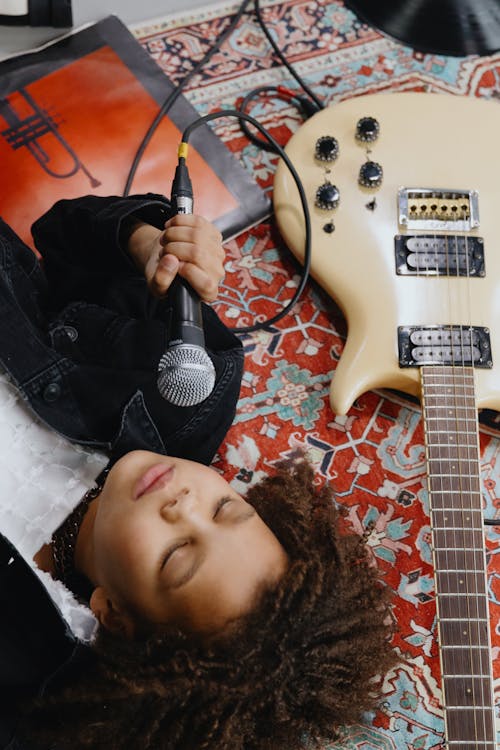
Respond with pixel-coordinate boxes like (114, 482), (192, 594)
(0, 0), (206, 57)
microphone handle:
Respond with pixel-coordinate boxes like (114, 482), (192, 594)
(168, 279), (206, 349)
(168, 186), (206, 348)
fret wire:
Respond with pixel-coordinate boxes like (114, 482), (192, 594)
(427, 472), (479, 477)
(426, 427), (479, 432)
(437, 568), (485, 573)
(445, 744), (496, 747)
(434, 545), (483, 552)
(424, 380), (475, 386)
(432, 503), (482, 508)
(426, 423), (478, 428)
(433, 539), (485, 549)
(446, 705), (494, 709)
(440, 673), (489, 680)
(432, 525), (482, 546)
(427, 452), (480, 457)
(430, 498), (483, 502)
(427, 463), (480, 470)
(426, 417), (477, 423)
(438, 592), (488, 597)
(441, 645), (490, 650)
(438, 618), (489, 623)
(430, 506), (482, 514)
(428, 438), (477, 448)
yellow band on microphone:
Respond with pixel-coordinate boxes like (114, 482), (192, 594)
(178, 142), (189, 159)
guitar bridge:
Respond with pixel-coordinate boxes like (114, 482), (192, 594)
(398, 188), (479, 231)
(398, 325), (492, 367)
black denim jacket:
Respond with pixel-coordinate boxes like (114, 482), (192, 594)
(0, 194), (243, 748)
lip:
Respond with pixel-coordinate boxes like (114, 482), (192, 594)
(134, 464), (173, 500)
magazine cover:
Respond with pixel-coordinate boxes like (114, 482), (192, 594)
(0, 15), (270, 250)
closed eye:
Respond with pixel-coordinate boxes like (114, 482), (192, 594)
(161, 541), (187, 570)
(213, 495), (234, 518)
(160, 496), (257, 586)
(213, 495), (256, 523)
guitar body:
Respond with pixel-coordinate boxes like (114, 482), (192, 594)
(274, 91), (500, 749)
(273, 92), (500, 415)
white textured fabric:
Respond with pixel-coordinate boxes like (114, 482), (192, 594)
(0, 372), (108, 641)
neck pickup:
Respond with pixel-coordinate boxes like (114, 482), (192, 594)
(398, 326), (492, 368)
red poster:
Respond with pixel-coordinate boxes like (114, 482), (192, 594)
(0, 17), (269, 250)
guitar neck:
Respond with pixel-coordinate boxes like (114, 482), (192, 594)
(421, 365), (496, 749)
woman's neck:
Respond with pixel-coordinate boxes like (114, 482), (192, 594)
(33, 542), (55, 573)
(74, 496), (99, 584)
(33, 495), (100, 586)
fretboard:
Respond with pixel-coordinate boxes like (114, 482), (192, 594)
(421, 365), (496, 749)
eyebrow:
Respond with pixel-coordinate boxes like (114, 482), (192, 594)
(166, 507), (257, 591)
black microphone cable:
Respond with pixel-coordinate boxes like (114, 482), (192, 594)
(123, 0), (324, 197)
(123, 0), (254, 197)
(252, 0), (324, 112)
(123, 0), (319, 333)
(177, 108), (311, 335)
(238, 83), (322, 153)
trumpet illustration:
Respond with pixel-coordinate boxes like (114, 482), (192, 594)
(0, 87), (101, 187)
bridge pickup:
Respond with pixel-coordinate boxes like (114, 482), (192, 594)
(395, 234), (485, 276)
(398, 188), (479, 231)
(398, 325), (492, 368)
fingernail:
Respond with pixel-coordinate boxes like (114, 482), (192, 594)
(161, 254), (177, 272)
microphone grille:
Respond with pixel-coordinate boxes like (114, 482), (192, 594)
(157, 345), (216, 407)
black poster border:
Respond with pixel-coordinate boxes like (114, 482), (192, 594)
(0, 15), (271, 239)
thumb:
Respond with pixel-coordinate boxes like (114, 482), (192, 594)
(151, 253), (180, 296)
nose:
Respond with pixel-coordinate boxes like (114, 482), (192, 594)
(160, 487), (192, 520)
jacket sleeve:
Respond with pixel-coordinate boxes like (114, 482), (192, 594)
(31, 193), (172, 308)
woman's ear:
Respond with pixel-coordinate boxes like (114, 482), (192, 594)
(89, 586), (135, 638)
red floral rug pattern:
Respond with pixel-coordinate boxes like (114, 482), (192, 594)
(134, 3), (500, 746)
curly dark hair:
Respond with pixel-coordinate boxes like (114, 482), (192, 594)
(22, 460), (397, 750)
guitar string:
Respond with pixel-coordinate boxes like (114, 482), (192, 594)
(421, 207), (460, 742)
(442, 211), (460, 743)
(433, 203), (481, 746)
(444, 214), (479, 747)
(451, 220), (480, 747)
(460, 204), (490, 747)
(451, 204), (486, 747)
(420, 206), (450, 737)
(417, 206), (453, 741)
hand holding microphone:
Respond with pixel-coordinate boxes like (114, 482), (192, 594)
(156, 155), (217, 407)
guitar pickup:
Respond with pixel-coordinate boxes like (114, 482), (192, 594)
(398, 325), (492, 368)
(398, 188), (479, 231)
(395, 234), (485, 276)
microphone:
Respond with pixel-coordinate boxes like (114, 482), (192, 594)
(157, 156), (216, 407)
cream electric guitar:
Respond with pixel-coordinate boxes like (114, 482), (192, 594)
(273, 92), (499, 749)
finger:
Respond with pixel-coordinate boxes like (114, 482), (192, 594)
(164, 213), (219, 233)
(162, 216), (222, 243)
(178, 262), (223, 302)
(149, 253), (180, 296)
(159, 240), (225, 277)
(160, 228), (223, 253)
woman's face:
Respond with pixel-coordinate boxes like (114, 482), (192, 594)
(89, 451), (288, 635)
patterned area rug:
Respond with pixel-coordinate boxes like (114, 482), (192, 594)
(133, 3), (500, 746)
